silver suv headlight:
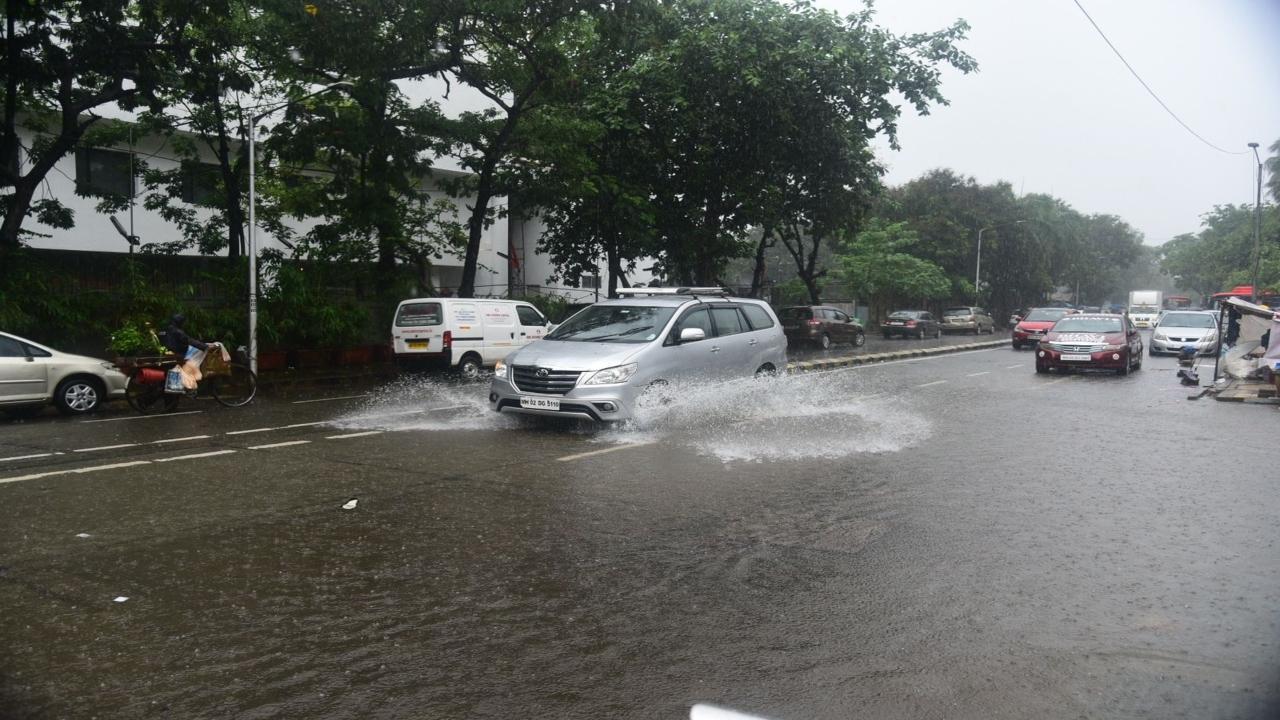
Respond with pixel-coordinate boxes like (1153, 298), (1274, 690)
(493, 359), (509, 381)
(583, 363), (638, 386)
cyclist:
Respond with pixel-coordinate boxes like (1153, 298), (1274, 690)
(161, 314), (221, 393)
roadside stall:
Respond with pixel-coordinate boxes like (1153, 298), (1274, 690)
(1212, 296), (1280, 390)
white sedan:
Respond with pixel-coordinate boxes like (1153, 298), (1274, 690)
(0, 331), (129, 416)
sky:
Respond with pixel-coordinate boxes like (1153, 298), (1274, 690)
(818, 0), (1280, 246)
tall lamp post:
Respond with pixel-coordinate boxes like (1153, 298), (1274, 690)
(1248, 142), (1262, 303)
(247, 81), (352, 374)
(976, 220), (1027, 303)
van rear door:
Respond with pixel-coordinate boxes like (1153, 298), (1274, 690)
(393, 300), (445, 357)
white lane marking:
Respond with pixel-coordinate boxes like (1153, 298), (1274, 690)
(426, 404), (469, 412)
(73, 443), (138, 453)
(154, 450), (237, 463)
(1, 460), (153, 485)
(225, 421), (326, 436)
(1006, 364), (1022, 369)
(81, 411), (202, 424)
(0, 452), (60, 463)
(324, 431), (383, 440)
(74, 461), (152, 473)
(557, 442), (656, 463)
(152, 435), (210, 444)
(1033, 376), (1073, 389)
(291, 394), (369, 405)
(915, 380), (948, 388)
(967, 371), (990, 377)
(249, 440), (312, 450)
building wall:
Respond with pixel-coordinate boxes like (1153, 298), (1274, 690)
(508, 212), (658, 302)
(14, 125), (510, 296)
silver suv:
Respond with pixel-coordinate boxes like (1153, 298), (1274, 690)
(488, 288), (787, 422)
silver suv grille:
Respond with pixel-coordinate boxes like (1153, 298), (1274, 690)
(512, 366), (582, 395)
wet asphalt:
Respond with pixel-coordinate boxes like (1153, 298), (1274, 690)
(1, 339), (1278, 719)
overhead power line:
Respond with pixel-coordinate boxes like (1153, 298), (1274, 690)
(1070, 0), (1249, 156)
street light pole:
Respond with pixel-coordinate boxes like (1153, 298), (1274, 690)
(1248, 142), (1262, 304)
(975, 220), (1027, 303)
(246, 81), (353, 374)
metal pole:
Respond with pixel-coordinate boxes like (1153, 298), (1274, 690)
(248, 116), (258, 375)
(1248, 143), (1262, 303)
(975, 227), (985, 303)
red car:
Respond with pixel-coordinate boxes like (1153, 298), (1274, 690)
(1035, 313), (1144, 375)
(1011, 307), (1075, 349)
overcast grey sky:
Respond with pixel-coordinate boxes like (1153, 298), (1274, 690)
(822, 0), (1280, 246)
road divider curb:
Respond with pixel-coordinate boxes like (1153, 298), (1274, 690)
(785, 339), (1010, 374)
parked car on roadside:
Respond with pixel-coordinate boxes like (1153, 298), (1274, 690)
(1149, 310), (1219, 356)
(780, 306), (866, 349)
(882, 310), (941, 339)
(489, 287), (786, 422)
(940, 306), (995, 334)
(0, 331), (128, 416)
(1011, 307), (1075, 349)
(1035, 313), (1143, 375)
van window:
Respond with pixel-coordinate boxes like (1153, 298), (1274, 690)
(710, 306), (744, 336)
(516, 305), (545, 326)
(740, 304), (774, 330)
(395, 302), (442, 327)
(673, 307), (712, 339)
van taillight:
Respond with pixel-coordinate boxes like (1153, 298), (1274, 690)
(442, 331), (452, 349)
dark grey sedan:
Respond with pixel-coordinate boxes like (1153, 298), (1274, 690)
(881, 310), (941, 339)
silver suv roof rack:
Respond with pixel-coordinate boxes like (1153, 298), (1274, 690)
(615, 286), (732, 297)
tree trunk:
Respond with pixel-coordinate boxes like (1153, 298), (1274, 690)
(213, 100), (243, 259)
(749, 229), (774, 298)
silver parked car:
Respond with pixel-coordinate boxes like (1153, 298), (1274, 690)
(1149, 310), (1219, 356)
(0, 331), (129, 415)
(941, 306), (995, 334)
(488, 288), (787, 422)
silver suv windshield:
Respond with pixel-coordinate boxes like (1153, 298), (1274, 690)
(544, 305), (676, 343)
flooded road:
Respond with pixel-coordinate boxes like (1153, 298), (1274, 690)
(2, 347), (1278, 718)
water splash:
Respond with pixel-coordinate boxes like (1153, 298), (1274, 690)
(330, 371), (930, 463)
(330, 375), (518, 432)
(603, 372), (931, 463)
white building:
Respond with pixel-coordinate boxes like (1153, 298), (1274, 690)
(14, 119), (652, 300)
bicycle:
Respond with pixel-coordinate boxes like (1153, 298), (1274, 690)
(124, 346), (258, 414)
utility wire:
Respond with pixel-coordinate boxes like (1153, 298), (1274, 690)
(1071, 0), (1249, 156)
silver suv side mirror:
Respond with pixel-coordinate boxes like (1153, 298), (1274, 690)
(679, 327), (706, 343)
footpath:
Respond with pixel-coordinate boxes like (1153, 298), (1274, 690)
(257, 339), (1013, 396)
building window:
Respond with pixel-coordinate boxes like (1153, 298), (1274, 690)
(181, 164), (220, 206)
(581, 274), (601, 289)
(75, 147), (133, 198)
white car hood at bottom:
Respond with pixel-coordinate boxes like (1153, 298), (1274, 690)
(1156, 327), (1214, 340)
(504, 339), (645, 372)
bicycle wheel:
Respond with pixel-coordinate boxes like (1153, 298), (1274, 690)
(210, 363), (257, 407)
(126, 368), (181, 414)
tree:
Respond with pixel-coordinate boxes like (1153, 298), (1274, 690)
(833, 220), (950, 321)
(1, 0), (225, 258)
(443, 0), (598, 298)
(1266, 137), (1279, 205)
(253, 0), (466, 292)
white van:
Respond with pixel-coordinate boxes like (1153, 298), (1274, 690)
(391, 298), (552, 377)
